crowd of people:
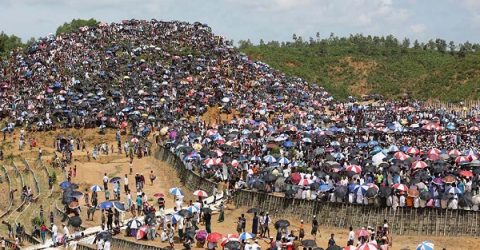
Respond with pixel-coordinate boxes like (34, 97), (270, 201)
(0, 18), (477, 249)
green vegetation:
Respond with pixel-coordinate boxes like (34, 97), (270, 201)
(240, 34), (480, 102)
(56, 18), (99, 35)
(0, 32), (23, 58)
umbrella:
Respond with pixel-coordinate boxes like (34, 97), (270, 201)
(357, 228), (370, 237)
(447, 187), (463, 195)
(193, 190), (208, 197)
(263, 155), (276, 163)
(246, 208), (260, 214)
(420, 191), (432, 200)
(207, 232), (223, 243)
(411, 161), (428, 170)
(393, 183), (408, 192)
(126, 219), (142, 229)
(136, 225), (148, 240)
(59, 181), (74, 190)
(299, 178), (314, 186)
(98, 201), (113, 210)
(334, 186), (348, 197)
(443, 175), (456, 184)
(94, 231), (112, 243)
(379, 186), (392, 198)
(326, 246), (342, 250)
(224, 240), (241, 250)
(178, 209), (192, 218)
(357, 242), (378, 250)
(264, 173), (278, 182)
(408, 189), (420, 198)
(416, 241), (434, 250)
(169, 187), (183, 196)
(196, 230), (208, 241)
(394, 152), (410, 161)
(153, 193), (164, 198)
(239, 232), (254, 240)
(459, 170), (474, 178)
(69, 216), (82, 227)
(346, 165), (362, 174)
(90, 185), (102, 192)
(68, 201), (80, 209)
(187, 205), (200, 214)
(274, 219), (290, 229)
(366, 187), (378, 198)
(301, 240), (317, 247)
(109, 177), (121, 183)
(68, 191), (84, 199)
(113, 201), (126, 212)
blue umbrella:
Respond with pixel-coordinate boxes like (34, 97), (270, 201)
(368, 140), (379, 147)
(416, 241), (434, 250)
(263, 155), (276, 163)
(99, 201), (113, 210)
(277, 157), (290, 165)
(387, 145), (399, 152)
(319, 184), (333, 192)
(447, 187), (463, 195)
(90, 185), (102, 192)
(113, 201), (126, 212)
(250, 156), (261, 162)
(239, 232), (254, 240)
(356, 143), (368, 148)
(283, 140), (294, 148)
(330, 141), (340, 147)
(354, 184), (369, 195)
(59, 181), (71, 190)
(400, 146), (409, 152)
(169, 187), (183, 196)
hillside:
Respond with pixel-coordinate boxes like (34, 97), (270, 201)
(240, 35), (480, 102)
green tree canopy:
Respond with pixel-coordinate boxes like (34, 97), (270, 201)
(56, 18), (99, 35)
(0, 32), (23, 57)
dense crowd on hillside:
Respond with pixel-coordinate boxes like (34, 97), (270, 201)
(1, 19), (480, 219)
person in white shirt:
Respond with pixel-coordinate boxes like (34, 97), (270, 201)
(63, 224), (70, 242)
(103, 240), (111, 250)
(251, 239), (261, 250)
(414, 197), (420, 208)
(449, 197), (459, 209)
(399, 195), (406, 207)
(124, 174), (129, 193)
(347, 226), (355, 246)
(244, 242), (252, 250)
(96, 239), (104, 250)
(51, 224), (58, 246)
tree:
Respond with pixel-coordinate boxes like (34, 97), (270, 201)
(238, 39), (253, 50)
(56, 18), (99, 35)
(315, 32), (320, 42)
(413, 40), (421, 49)
(435, 38), (447, 53)
(259, 39), (265, 46)
(402, 38), (410, 48)
(0, 32), (24, 57)
(292, 34), (298, 42)
(448, 41), (456, 55)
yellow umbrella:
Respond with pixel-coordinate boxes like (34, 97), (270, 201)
(160, 127), (169, 136)
(193, 143), (202, 151)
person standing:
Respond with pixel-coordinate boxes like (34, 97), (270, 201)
(124, 174), (129, 193)
(1, 237), (5, 250)
(103, 240), (111, 250)
(263, 212), (271, 238)
(63, 224), (70, 244)
(204, 212), (212, 233)
(252, 212), (259, 236)
(107, 209), (113, 231)
(51, 223), (58, 247)
(328, 234), (336, 248)
(347, 226), (355, 246)
(103, 173), (109, 191)
(149, 170), (156, 185)
(311, 215), (319, 238)
(40, 223), (47, 244)
(166, 224), (175, 248)
(240, 214), (246, 233)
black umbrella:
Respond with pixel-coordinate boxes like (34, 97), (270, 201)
(334, 186), (347, 198)
(247, 208), (260, 214)
(185, 228), (196, 239)
(94, 231), (112, 243)
(389, 165), (400, 174)
(109, 177), (121, 183)
(274, 219), (290, 229)
(301, 240), (316, 247)
(178, 209), (192, 218)
(202, 207), (212, 214)
(366, 187), (378, 198)
(459, 192), (473, 207)
(224, 240), (241, 250)
(69, 216), (82, 227)
(68, 191), (84, 199)
(326, 246), (342, 250)
(378, 186), (392, 198)
(264, 173), (278, 182)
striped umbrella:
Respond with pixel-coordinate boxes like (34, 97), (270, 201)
(263, 155), (276, 163)
(278, 157), (290, 165)
(416, 241), (434, 250)
(455, 156), (471, 164)
(239, 232), (254, 241)
(90, 185), (102, 192)
(411, 161), (428, 170)
(406, 147), (419, 155)
(393, 183), (409, 192)
(346, 165), (362, 174)
(357, 242), (378, 250)
(169, 187), (183, 196)
(448, 149), (461, 157)
(193, 190), (208, 197)
(299, 178), (314, 186)
(394, 151), (410, 161)
(427, 148), (441, 155)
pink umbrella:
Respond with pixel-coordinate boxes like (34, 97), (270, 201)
(449, 149), (461, 157)
(406, 147), (419, 155)
(393, 183), (409, 192)
(231, 160), (239, 168)
(136, 225), (148, 240)
(346, 165), (362, 174)
(460, 170), (474, 178)
(469, 126), (480, 132)
(394, 152), (410, 161)
(299, 178), (313, 186)
(411, 161), (428, 170)
(427, 148), (441, 155)
(357, 242), (378, 250)
(357, 228), (370, 237)
(455, 156), (472, 164)
(131, 138), (139, 143)
(290, 173), (302, 185)
(193, 190), (208, 197)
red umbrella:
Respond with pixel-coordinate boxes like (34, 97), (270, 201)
(358, 242), (378, 250)
(136, 225), (148, 240)
(427, 148), (441, 155)
(455, 156), (472, 164)
(469, 126), (480, 132)
(393, 183), (409, 192)
(427, 154), (440, 161)
(193, 190), (208, 197)
(299, 178), (313, 186)
(460, 170), (474, 178)
(153, 193), (164, 198)
(394, 152), (410, 161)
(411, 161), (428, 170)
(406, 147), (419, 155)
(346, 165), (362, 174)
(449, 149), (461, 157)
(290, 173), (301, 185)
(207, 232), (223, 243)
(443, 175), (456, 184)
(357, 228), (370, 237)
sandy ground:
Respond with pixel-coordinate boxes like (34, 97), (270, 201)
(2, 129), (480, 249)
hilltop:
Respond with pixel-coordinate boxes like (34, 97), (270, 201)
(240, 34), (480, 102)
